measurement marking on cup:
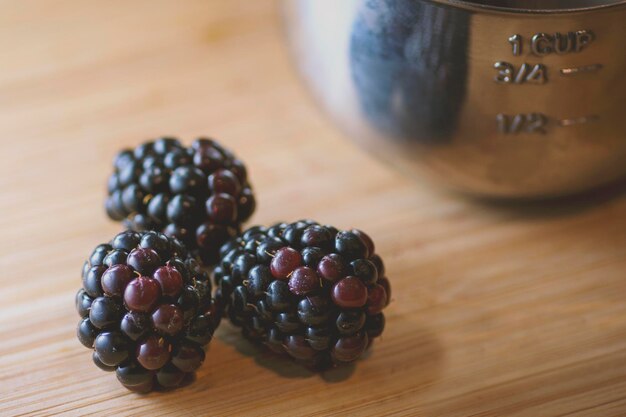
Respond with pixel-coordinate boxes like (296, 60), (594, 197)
(497, 113), (547, 134)
(494, 62), (548, 84)
(497, 113), (599, 134)
(560, 64), (603, 75)
(507, 30), (595, 56)
(497, 30), (600, 84)
(559, 115), (599, 126)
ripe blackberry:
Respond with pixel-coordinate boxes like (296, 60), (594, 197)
(215, 221), (390, 368)
(75, 231), (220, 392)
(106, 138), (255, 265)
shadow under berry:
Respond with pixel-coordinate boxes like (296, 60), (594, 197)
(215, 322), (355, 381)
(214, 314), (444, 387)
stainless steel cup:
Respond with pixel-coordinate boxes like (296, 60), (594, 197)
(283, 0), (626, 198)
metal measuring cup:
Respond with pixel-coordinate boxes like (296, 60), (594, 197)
(284, 0), (626, 198)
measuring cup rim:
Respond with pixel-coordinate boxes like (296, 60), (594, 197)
(433, 0), (626, 14)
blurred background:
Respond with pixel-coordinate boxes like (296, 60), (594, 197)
(0, 0), (412, 248)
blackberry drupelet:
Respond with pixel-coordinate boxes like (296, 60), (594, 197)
(75, 231), (220, 392)
(105, 137), (255, 265)
(215, 220), (391, 368)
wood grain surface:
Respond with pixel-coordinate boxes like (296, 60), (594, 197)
(1, 1), (626, 416)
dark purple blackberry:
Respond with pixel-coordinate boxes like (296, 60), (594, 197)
(75, 231), (220, 393)
(215, 221), (390, 368)
(105, 138), (255, 265)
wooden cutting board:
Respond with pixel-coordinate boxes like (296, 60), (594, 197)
(1, 1), (625, 416)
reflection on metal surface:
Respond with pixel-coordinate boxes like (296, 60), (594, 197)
(284, 0), (626, 197)
(349, 1), (470, 144)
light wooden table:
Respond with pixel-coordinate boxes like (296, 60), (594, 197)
(1, 1), (626, 416)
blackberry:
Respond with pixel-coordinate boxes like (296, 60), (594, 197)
(105, 138), (255, 265)
(215, 221), (390, 368)
(75, 231), (220, 392)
